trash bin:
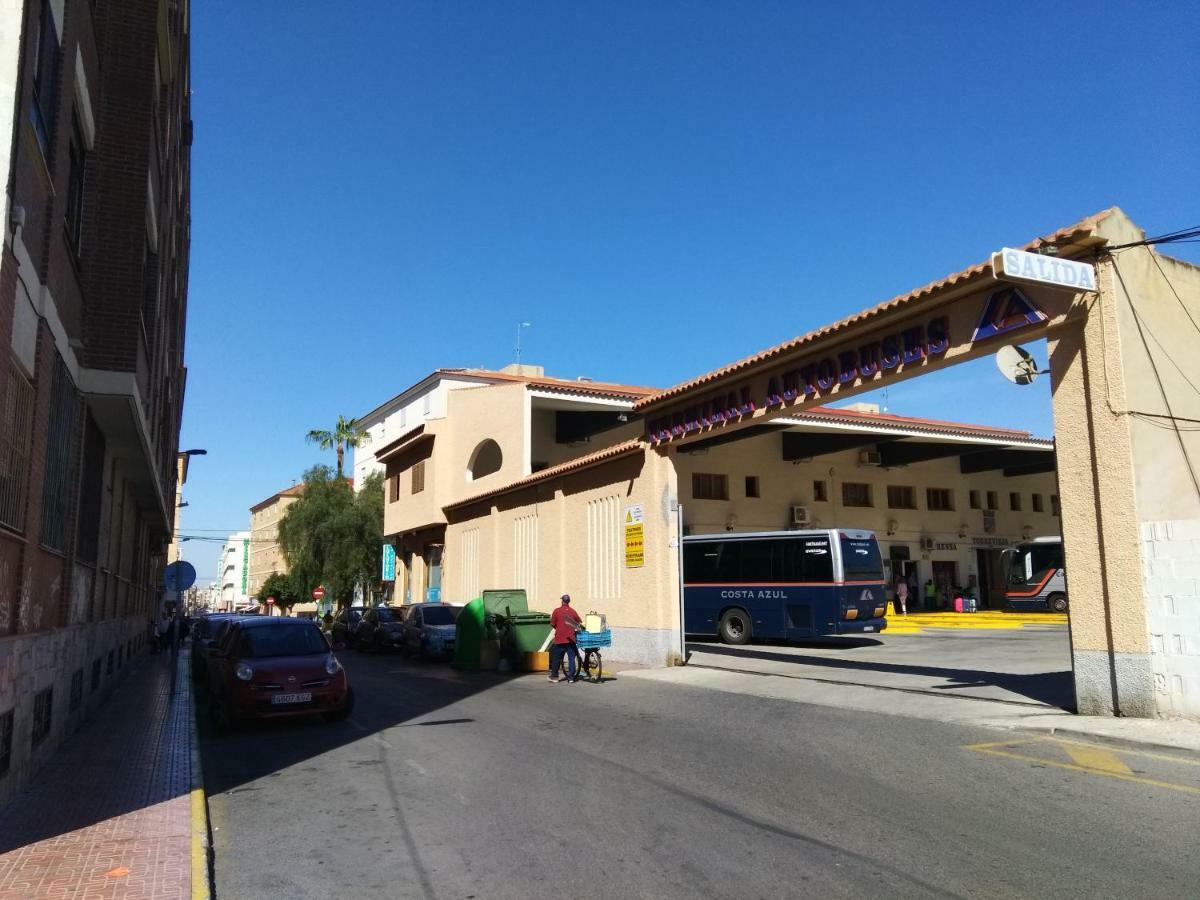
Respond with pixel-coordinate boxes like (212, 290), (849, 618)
(507, 612), (552, 655)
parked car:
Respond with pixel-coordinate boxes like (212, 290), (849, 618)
(355, 607), (411, 652)
(207, 617), (352, 731)
(400, 603), (462, 659)
(330, 607), (368, 648)
(191, 614), (237, 682)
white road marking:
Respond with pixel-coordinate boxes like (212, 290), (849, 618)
(405, 759), (428, 776)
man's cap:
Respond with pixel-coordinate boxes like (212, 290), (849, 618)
(560, 594), (571, 603)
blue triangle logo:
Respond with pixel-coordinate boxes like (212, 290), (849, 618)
(971, 287), (1047, 342)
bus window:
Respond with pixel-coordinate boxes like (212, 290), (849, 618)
(1009, 542), (1062, 586)
(801, 537), (834, 582)
(839, 535), (884, 582)
(683, 541), (742, 584)
(740, 541), (773, 581)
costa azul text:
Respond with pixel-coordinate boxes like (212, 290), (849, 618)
(647, 316), (949, 443)
(719, 589), (787, 599)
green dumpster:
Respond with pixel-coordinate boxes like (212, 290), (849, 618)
(452, 597), (487, 670)
(506, 612), (552, 655)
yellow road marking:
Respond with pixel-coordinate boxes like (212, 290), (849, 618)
(1060, 743), (1133, 775)
(963, 737), (1200, 796)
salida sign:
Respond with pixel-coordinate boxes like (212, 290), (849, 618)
(647, 316), (950, 444)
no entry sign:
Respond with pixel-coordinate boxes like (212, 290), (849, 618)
(312, 586), (326, 601)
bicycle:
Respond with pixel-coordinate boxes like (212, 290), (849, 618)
(553, 628), (609, 683)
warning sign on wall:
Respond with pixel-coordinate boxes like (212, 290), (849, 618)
(625, 504), (644, 568)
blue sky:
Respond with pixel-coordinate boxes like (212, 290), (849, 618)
(179, 1), (1199, 582)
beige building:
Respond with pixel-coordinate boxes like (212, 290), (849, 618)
(248, 485), (304, 597)
(377, 208), (1200, 721)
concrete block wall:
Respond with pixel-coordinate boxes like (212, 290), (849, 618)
(0, 616), (150, 807)
(1142, 519), (1200, 717)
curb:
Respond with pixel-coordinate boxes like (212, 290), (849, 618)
(185, 647), (213, 900)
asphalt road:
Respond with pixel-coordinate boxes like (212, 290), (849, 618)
(201, 652), (1199, 900)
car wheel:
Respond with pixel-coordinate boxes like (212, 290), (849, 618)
(326, 687), (355, 722)
(1047, 593), (1068, 613)
(719, 608), (752, 645)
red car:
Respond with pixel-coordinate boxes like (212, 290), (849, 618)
(207, 617), (353, 731)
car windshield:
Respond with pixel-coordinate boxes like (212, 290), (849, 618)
(376, 609), (401, 622)
(422, 606), (456, 626)
(238, 624), (329, 658)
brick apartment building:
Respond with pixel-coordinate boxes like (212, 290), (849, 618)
(0, 0), (191, 805)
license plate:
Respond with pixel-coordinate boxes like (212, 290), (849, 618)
(863, 626), (875, 632)
(271, 692), (311, 705)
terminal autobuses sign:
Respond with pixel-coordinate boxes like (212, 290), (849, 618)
(647, 315), (950, 443)
(645, 286), (1053, 445)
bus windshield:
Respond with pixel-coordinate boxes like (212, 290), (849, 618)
(1008, 542), (1063, 585)
(839, 535), (884, 581)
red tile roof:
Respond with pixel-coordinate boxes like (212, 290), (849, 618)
(249, 483), (305, 513)
(792, 407), (1051, 446)
(445, 369), (657, 399)
(633, 209), (1116, 413)
(444, 439), (644, 511)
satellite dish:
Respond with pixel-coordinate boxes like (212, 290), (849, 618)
(996, 344), (1046, 386)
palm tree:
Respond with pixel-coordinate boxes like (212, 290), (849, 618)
(306, 415), (369, 479)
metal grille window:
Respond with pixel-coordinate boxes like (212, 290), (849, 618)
(0, 709), (12, 776)
(841, 482), (873, 508)
(69, 669), (83, 711)
(692, 473), (728, 500)
(1009, 492), (1022, 512)
(0, 361), (35, 531)
(926, 488), (955, 511)
(744, 476), (760, 498)
(31, 687), (52, 747)
(812, 480), (828, 502)
(40, 356), (80, 552)
(887, 485), (916, 509)
(986, 491), (999, 510)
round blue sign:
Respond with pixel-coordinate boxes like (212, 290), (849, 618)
(164, 560), (197, 592)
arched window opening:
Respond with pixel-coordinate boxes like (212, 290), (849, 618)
(467, 439), (503, 481)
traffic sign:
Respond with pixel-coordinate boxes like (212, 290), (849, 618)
(312, 586), (326, 601)
(266, 596), (276, 605)
(163, 561), (197, 592)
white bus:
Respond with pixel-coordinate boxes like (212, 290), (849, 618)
(1003, 536), (1067, 612)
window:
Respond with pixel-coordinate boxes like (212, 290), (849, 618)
(31, 1), (59, 155)
(926, 488), (954, 511)
(986, 491), (998, 510)
(31, 687), (52, 747)
(90, 658), (101, 692)
(69, 669), (83, 711)
(0, 360), (35, 531)
(812, 480), (828, 502)
(887, 485), (916, 509)
(692, 473), (728, 500)
(682, 536), (836, 584)
(744, 476), (760, 498)
(1032, 494), (1044, 513)
(141, 240), (159, 331)
(75, 415), (104, 563)
(1009, 492), (1022, 512)
(411, 460), (425, 494)
(467, 440), (503, 480)
(969, 490), (981, 510)
(422, 393), (431, 417)
(106, 650), (113, 675)
(40, 356), (78, 552)
(388, 473), (399, 503)
(65, 115), (87, 250)
(0, 709), (11, 775)
(841, 482), (872, 508)
(1051, 494), (1061, 517)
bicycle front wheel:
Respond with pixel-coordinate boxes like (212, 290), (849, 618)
(583, 649), (603, 683)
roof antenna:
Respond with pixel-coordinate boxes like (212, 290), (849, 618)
(514, 321), (531, 367)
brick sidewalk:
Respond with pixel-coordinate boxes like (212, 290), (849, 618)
(0, 647), (205, 899)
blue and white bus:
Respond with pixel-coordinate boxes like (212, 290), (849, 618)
(682, 529), (888, 644)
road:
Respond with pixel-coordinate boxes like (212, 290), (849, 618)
(202, 653), (1199, 900)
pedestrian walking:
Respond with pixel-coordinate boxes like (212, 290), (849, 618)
(924, 579), (937, 611)
(895, 577), (909, 616)
(548, 594), (583, 683)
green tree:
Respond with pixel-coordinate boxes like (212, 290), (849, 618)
(305, 414), (369, 479)
(278, 466), (385, 609)
(258, 571), (299, 613)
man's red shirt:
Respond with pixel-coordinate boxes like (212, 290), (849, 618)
(550, 605), (582, 644)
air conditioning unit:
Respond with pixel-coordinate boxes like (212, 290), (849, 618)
(859, 450), (883, 466)
(920, 537), (935, 551)
(791, 505), (810, 526)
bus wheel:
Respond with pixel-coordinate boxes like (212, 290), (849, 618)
(1047, 593), (1068, 613)
(719, 609), (752, 645)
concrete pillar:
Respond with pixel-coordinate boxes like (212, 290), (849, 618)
(1048, 262), (1155, 717)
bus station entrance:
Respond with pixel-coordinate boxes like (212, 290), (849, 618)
(633, 208), (1200, 719)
